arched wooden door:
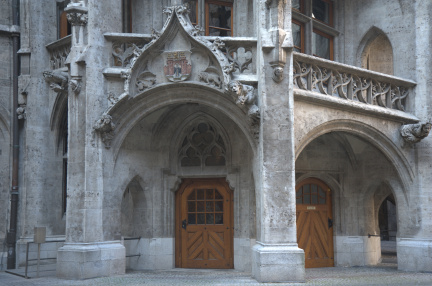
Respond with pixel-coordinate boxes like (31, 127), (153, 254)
(296, 178), (334, 268)
(175, 178), (233, 269)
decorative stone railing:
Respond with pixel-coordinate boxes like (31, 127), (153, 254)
(46, 35), (72, 70)
(293, 52), (416, 111)
(105, 33), (257, 76)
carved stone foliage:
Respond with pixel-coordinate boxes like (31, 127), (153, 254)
(400, 122), (431, 144)
(179, 122), (227, 167)
(226, 46), (253, 74)
(293, 56), (412, 111)
(112, 42), (146, 67)
(136, 70), (156, 92)
(93, 114), (116, 149)
(43, 71), (69, 93)
(66, 11), (88, 26)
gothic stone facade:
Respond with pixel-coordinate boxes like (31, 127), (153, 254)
(1, 0), (432, 282)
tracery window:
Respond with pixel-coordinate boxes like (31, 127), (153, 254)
(184, 0), (233, 36)
(292, 0), (336, 60)
(179, 122), (226, 167)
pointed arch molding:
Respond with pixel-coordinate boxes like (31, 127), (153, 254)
(109, 84), (256, 162)
(295, 120), (415, 190)
(356, 26), (393, 68)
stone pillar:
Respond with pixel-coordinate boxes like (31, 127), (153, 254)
(398, 1), (432, 273)
(251, 0), (304, 283)
(56, 0), (125, 279)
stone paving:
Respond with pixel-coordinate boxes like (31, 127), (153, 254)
(1, 264), (432, 286)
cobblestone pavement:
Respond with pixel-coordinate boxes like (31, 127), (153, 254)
(1, 263), (432, 286)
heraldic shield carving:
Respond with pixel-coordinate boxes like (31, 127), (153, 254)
(163, 51), (192, 82)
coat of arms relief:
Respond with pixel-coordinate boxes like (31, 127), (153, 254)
(163, 51), (192, 82)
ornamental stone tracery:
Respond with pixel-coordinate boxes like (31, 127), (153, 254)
(179, 122), (227, 168)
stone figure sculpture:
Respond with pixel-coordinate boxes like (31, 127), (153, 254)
(400, 122), (431, 144)
(228, 81), (259, 120)
(93, 114), (116, 148)
(198, 71), (222, 89)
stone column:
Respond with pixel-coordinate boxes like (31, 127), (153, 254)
(56, 0), (125, 279)
(251, 0), (305, 283)
(398, 1), (432, 273)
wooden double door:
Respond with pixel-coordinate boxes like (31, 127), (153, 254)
(175, 178), (233, 269)
(296, 178), (334, 268)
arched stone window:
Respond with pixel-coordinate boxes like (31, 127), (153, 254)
(178, 121), (226, 167)
(361, 33), (393, 75)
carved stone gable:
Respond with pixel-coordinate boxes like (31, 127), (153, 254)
(125, 5), (232, 98)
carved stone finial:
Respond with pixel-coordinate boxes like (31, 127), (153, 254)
(227, 81), (260, 121)
(400, 122), (431, 144)
(43, 71), (69, 93)
(93, 114), (116, 149)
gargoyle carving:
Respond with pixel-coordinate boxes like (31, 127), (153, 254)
(227, 81), (260, 122)
(93, 114), (116, 149)
(400, 122), (431, 144)
(43, 71), (69, 93)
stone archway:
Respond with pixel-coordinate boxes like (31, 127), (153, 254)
(295, 130), (409, 267)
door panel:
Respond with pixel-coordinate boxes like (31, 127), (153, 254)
(296, 178), (334, 268)
(176, 178), (233, 269)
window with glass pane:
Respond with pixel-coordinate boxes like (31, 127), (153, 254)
(312, 0), (332, 26)
(313, 31), (332, 60)
(292, 0), (302, 11)
(187, 188), (224, 225)
(292, 21), (303, 53)
(296, 184), (327, 205)
(185, 0), (198, 25)
(206, 1), (233, 36)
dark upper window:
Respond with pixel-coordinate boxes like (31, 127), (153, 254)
(57, 1), (71, 39)
(185, 0), (233, 36)
(292, 0), (336, 60)
(122, 0), (133, 33)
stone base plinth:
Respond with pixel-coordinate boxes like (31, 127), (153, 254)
(252, 243), (305, 283)
(57, 241), (125, 279)
(398, 238), (432, 272)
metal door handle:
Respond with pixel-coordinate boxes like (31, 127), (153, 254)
(328, 218), (333, 228)
(182, 219), (187, 230)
